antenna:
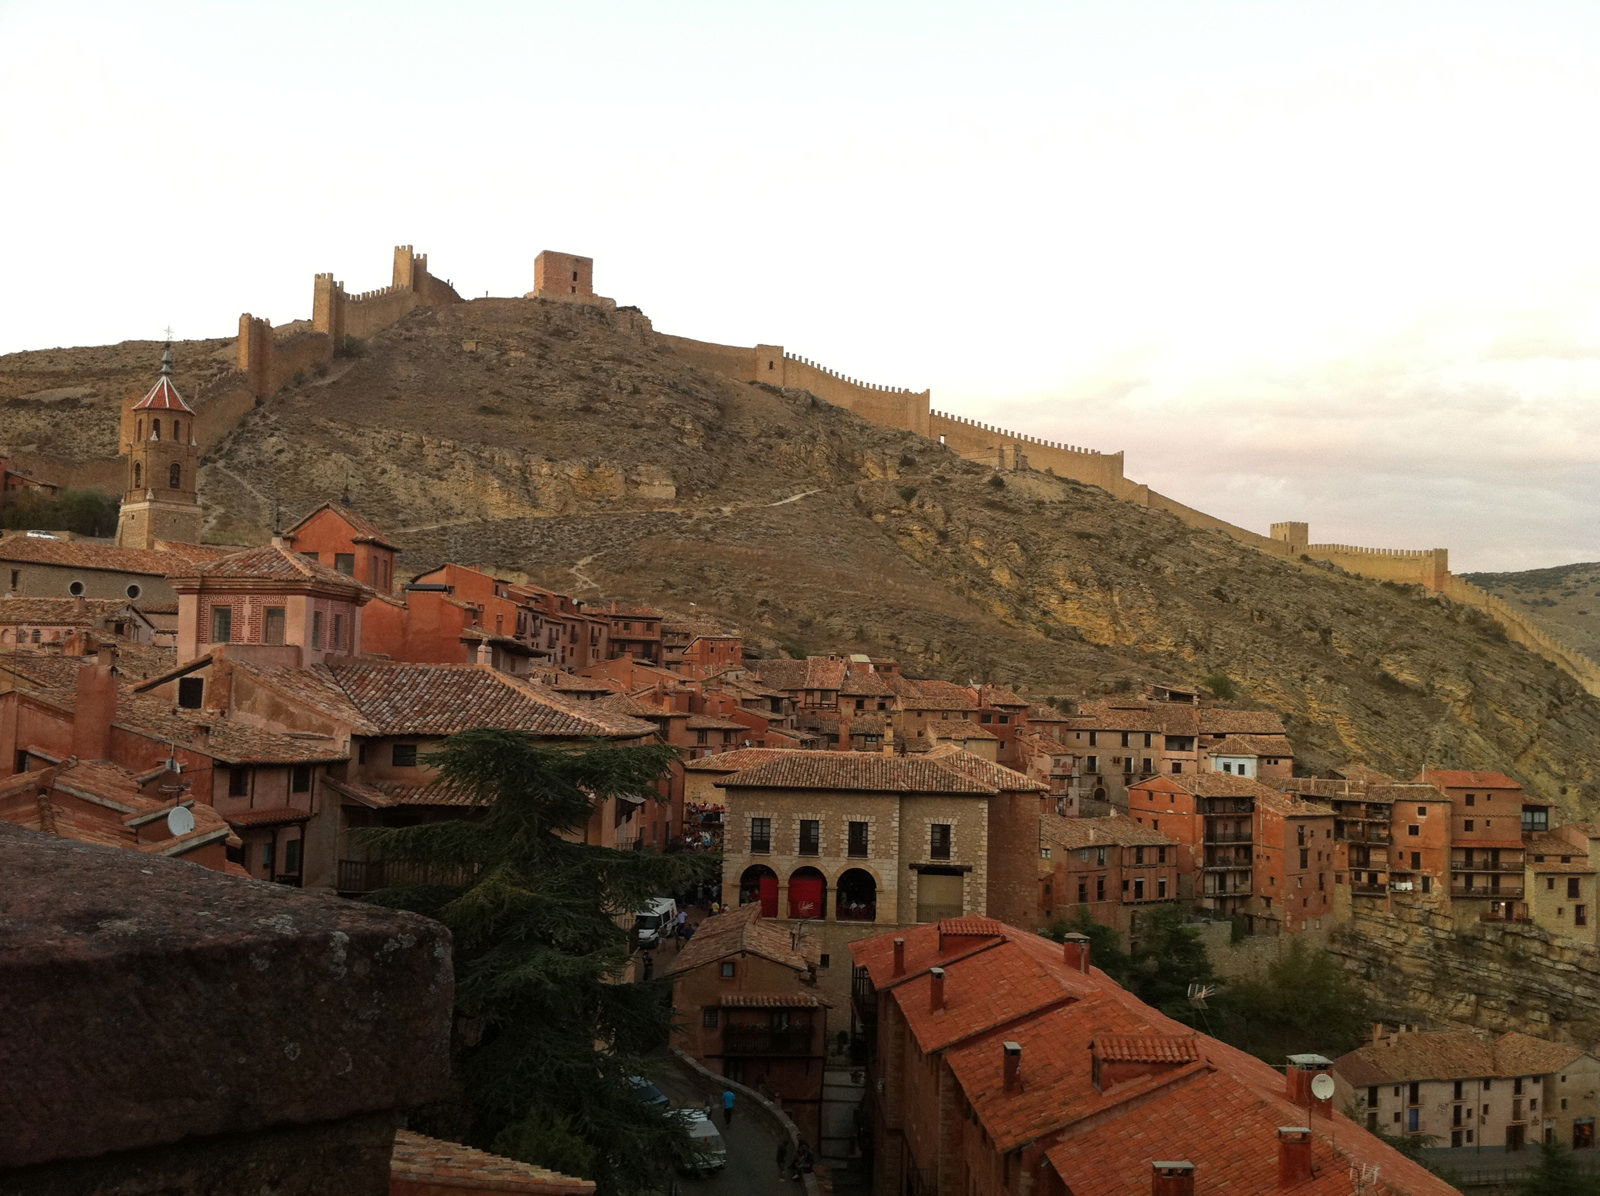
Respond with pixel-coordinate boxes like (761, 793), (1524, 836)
(1187, 982), (1217, 1009)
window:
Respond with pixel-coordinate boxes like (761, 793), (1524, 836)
(930, 823), (952, 860)
(1299, 848), (1309, 869)
(798, 819), (820, 856)
(1170, 761), (1182, 774)
(1465, 793), (1476, 806)
(284, 837), (301, 877)
(1411, 851), (1421, 868)
(1578, 905), (1588, 928)
(1418, 806), (1428, 816)
(334, 553), (355, 575)
(1368, 1086), (1380, 1107)
(1133, 878), (1145, 900)
(168, 463), (181, 489)
(1085, 756), (1098, 773)
(1120, 732), (1130, 747)
(264, 607), (286, 645)
(1142, 757), (1153, 772)
(1157, 878), (1167, 898)
(847, 821), (869, 857)
(152, 418), (162, 440)
(1464, 820), (1474, 832)
(126, 583), (141, 599)
(1514, 1078), (1524, 1096)
(1088, 732), (1097, 747)
(820, 953), (830, 968)
(177, 676), (204, 709)
(291, 764), (312, 793)
(1549, 877), (1557, 891)
(228, 767), (249, 797)
(1078, 880), (1088, 903)
(1454, 1080), (1464, 1100)
(719, 962), (736, 979)
(332, 614), (344, 650)
(1134, 847), (1145, 865)
(133, 462), (142, 488)
(392, 743), (418, 768)
(1570, 878), (1582, 899)
(1157, 846), (1167, 863)
(210, 605), (233, 643)
(750, 817), (772, 854)
(260, 838), (273, 876)
(1408, 824), (1420, 837)
(1095, 876), (1105, 901)
(702, 1008), (720, 1028)
(312, 611), (324, 649)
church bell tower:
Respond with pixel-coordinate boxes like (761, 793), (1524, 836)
(115, 343), (203, 549)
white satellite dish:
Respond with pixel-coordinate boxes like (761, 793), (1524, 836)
(166, 805), (196, 836)
(1311, 1073), (1336, 1101)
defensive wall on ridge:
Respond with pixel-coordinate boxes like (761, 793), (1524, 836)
(660, 329), (1600, 696)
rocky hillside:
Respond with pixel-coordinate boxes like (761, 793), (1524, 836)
(4, 298), (1599, 813)
(1463, 561), (1600, 665)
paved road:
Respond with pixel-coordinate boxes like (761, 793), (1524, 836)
(654, 1056), (798, 1196)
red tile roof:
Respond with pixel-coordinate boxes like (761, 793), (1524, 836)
(327, 776), (489, 809)
(390, 1130), (595, 1194)
(1419, 769), (1525, 790)
(1040, 814), (1177, 850)
(664, 903), (820, 977)
(1335, 1029), (1584, 1085)
(177, 542), (372, 593)
(286, 502), (401, 551)
(719, 992), (832, 1008)
(324, 663), (656, 738)
(924, 744), (1048, 793)
(683, 747), (805, 773)
(1208, 733), (1295, 757)
(0, 597), (136, 626)
(224, 805), (311, 828)
(130, 368), (194, 413)
(715, 753), (994, 795)
(0, 534), (207, 576)
(1093, 1033), (1200, 1064)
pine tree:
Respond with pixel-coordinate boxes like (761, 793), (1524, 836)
(1519, 1140), (1600, 1195)
(363, 730), (716, 1196)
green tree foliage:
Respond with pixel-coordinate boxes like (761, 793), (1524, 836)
(1213, 938), (1373, 1061)
(1043, 909), (1131, 986)
(1203, 673), (1237, 700)
(1519, 1140), (1600, 1195)
(362, 730), (716, 1196)
(0, 488), (119, 537)
(1126, 904), (1220, 1019)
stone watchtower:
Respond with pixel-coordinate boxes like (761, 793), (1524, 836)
(115, 346), (203, 549)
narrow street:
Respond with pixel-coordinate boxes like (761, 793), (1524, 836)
(654, 1054), (799, 1196)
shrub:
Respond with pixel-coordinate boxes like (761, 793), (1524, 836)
(1204, 673), (1237, 700)
(987, 475), (1006, 489)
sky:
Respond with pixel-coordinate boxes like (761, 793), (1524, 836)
(3, 0), (1597, 572)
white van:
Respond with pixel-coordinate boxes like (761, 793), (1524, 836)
(634, 897), (678, 949)
(678, 1109), (727, 1174)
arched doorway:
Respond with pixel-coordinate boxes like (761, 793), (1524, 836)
(739, 865), (778, 917)
(836, 868), (877, 921)
(788, 866), (826, 920)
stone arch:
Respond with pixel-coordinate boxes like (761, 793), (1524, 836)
(152, 418), (161, 440)
(133, 462), (142, 489)
(169, 463), (182, 490)
(836, 867), (878, 922)
(739, 864), (778, 917)
(787, 865), (826, 920)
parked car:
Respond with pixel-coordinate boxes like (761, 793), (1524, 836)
(677, 1109), (727, 1175)
(633, 897), (678, 949)
(628, 1074), (670, 1109)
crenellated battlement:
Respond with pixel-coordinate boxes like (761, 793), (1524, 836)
(929, 409), (1107, 456)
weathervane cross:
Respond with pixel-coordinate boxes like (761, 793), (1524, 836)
(162, 324), (174, 345)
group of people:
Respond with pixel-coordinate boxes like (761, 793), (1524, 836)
(777, 1138), (815, 1181)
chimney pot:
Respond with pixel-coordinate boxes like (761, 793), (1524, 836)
(929, 966), (946, 1010)
(892, 937), (906, 977)
(1151, 1161), (1196, 1196)
(1062, 931), (1091, 972)
(1003, 1041), (1023, 1092)
(1277, 1127), (1312, 1186)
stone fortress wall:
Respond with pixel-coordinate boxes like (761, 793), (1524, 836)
(659, 322), (1600, 697)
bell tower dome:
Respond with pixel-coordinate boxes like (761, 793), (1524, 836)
(115, 342), (203, 549)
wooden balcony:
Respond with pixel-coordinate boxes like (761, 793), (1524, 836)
(722, 1028), (820, 1057)
(1452, 884), (1525, 899)
(1451, 858), (1524, 873)
(1204, 831), (1252, 845)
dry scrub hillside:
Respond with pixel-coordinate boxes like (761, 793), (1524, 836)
(4, 299), (1599, 813)
(1463, 562), (1600, 666)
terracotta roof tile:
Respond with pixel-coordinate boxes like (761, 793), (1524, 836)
(1207, 733), (1295, 757)
(682, 747), (806, 773)
(715, 754), (994, 795)
(224, 805), (311, 828)
(925, 744), (1048, 792)
(1335, 1029), (1584, 1085)
(0, 597), (136, 626)
(664, 903), (820, 976)
(719, 992), (832, 1008)
(924, 718), (999, 740)
(684, 714), (749, 731)
(390, 1130), (595, 1194)
(286, 502), (401, 551)
(177, 542), (372, 593)
(0, 534), (205, 576)
(325, 663), (655, 738)
(1419, 769), (1525, 790)
(328, 776), (490, 808)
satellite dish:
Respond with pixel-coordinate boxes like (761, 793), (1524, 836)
(1311, 1073), (1336, 1101)
(166, 805), (196, 836)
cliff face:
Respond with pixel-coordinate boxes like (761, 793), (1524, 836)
(1331, 900), (1600, 1045)
(3, 297), (1599, 813)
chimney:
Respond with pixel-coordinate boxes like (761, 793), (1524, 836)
(892, 937), (905, 977)
(1285, 1054), (1335, 1119)
(929, 967), (946, 1010)
(71, 648), (119, 761)
(1277, 1127), (1312, 1186)
(1061, 931), (1091, 972)
(1002, 1041), (1023, 1093)
(1151, 1161), (1196, 1196)
(476, 640), (494, 665)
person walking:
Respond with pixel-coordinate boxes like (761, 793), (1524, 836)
(641, 951), (654, 981)
(721, 1087), (736, 1126)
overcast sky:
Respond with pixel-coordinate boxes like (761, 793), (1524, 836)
(4, 0), (1597, 572)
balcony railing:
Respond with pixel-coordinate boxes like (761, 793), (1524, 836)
(837, 903), (878, 922)
(1203, 883), (1252, 897)
(336, 858), (478, 894)
(1352, 883), (1389, 896)
(1452, 885), (1526, 899)
(1203, 860), (1252, 871)
(722, 1029), (819, 1056)
(1452, 859), (1525, 873)
(1204, 832), (1252, 844)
